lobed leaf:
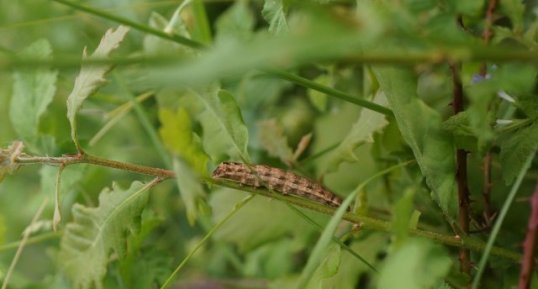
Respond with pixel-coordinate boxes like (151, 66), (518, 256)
(10, 39), (58, 145)
(66, 26), (129, 150)
(373, 66), (457, 220)
(59, 181), (154, 289)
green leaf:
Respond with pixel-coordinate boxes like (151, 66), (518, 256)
(373, 66), (457, 220)
(322, 92), (388, 173)
(209, 189), (314, 251)
(143, 10), (192, 57)
(377, 239), (452, 289)
(262, 0), (289, 34)
(158, 108), (209, 176)
(187, 87), (250, 162)
(10, 39), (58, 145)
(257, 119), (293, 164)
(499, 121), (538, 184)
(215, 0), (255, 42)
(499, 0), (525, 32)
(59, 181), (154, 289)
(172, 158), (207, 225)
(391, 188), (417, 246)
(307, 73), (330, 112)
(304, 244), (341, 289)
(0, 214), (5, 245)
(66, 26), (129, 150)
(296, 185), (358, 289)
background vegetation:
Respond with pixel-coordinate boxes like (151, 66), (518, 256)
(1, 0), (538, 288)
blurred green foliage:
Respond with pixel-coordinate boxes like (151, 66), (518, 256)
(1, 0), (538, 289)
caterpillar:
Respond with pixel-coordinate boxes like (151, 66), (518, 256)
(212, 162), (344, 208)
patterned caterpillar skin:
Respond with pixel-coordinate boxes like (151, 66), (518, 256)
(212, 162), (343, 208)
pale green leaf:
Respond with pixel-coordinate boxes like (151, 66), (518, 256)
(373, 66), (457, 220)
(187, 87), (250, 162)
(377, 239), (451, 289)
(499, 121), (538, 184)
(391, 188), (416, 246)
(10, 39), (58, 143)
(307, 73), (330, 112)
(66, 26), (129, 149)
(262, 0), (289, 34)
(323, 92), (388, 173)
(305, 244), (341, 289)
(257, 119), (293, 164)
(500, 0), (524, 32)
(158, 108), (209, 176)
(209, 189), (315, 251)
(172, 158), (207, 225)
(215, 0), (255, 42)
(59, 181), (154, 289)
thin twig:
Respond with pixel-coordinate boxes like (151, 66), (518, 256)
(1, 199), (48, 289)
(451, 61), (472, 275)
(518, 178), (538, 289)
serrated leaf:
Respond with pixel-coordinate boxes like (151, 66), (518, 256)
(158, 108), (209, 176)
(373, 66), (457, 220)
(499, 121), (538, 184)
(257, 119), (293, 164)
(322, 92), (388, 173)
(187, 86), (250, 162)
(173, 158), (207, 225)
(10, 39), (58, 144)
(215, 0), (255, 42)
(59, 181), (154, 289)
(377, 239), (451, 289)
(262, 0), (289, 34)
(66, 26), (129, 150)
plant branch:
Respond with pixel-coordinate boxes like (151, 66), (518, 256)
(519, 178), (538, 289)
(451, 61), (472, 275)
(11, 152), (528, 264)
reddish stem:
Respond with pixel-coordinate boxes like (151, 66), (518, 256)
(518, 179), (538, 289)
(451, 62), (471, 274)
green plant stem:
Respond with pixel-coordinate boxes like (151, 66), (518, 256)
(0, 231), (62, 252)
(1, 199), (48, 289)
(11, 152), (527, 264)
(160, 194), (255, 289)
(265, 68), (394, 117)
(472, 152), (537, 289)
(51, 0), (204, 49)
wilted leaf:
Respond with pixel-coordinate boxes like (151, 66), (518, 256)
(66, 26), (129, 149)
(10, 39), (58, 145)
(377, 239), (451, 289)
(0, 141), (24, 183)
(258, 119), (293, 164)
(59, 181), (155, 289)
(373, 67), (457, 220)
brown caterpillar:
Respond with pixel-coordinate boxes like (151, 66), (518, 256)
(212, 162), (344, 208)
